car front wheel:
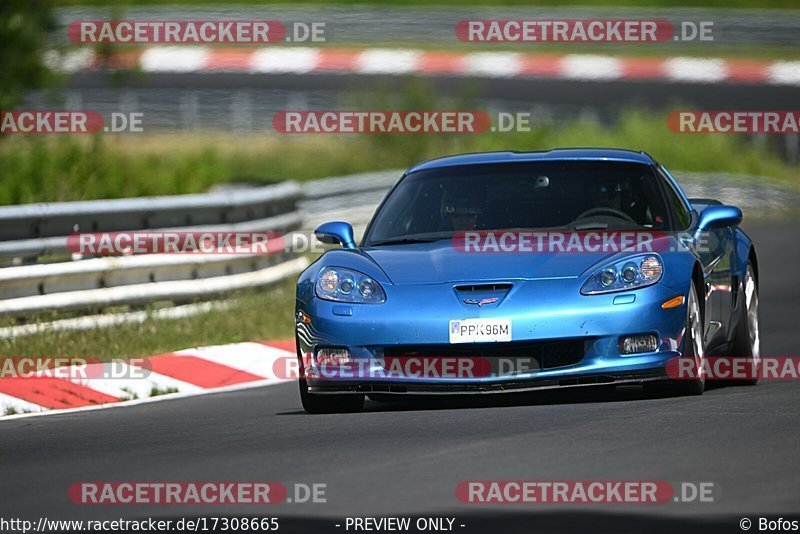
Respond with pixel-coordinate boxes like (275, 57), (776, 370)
(647, 280), (705, 396)
(296, 338), (364, 414)
(299, 377), (365, 414)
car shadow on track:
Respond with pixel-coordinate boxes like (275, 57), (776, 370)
(366, 378), (761, 412)
(361, 385), (680, 413)
(276, 382), (754, 416)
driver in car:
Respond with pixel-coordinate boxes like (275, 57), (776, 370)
(440, 191), (483, 230)
(594, 183), (625, 212)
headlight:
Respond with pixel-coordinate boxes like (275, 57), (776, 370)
(315, 266), (386, 303)
(581, 254), (663, 295)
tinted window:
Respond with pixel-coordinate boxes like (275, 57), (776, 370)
(365, 161), (674, 245)
(656, 166), (692, 230)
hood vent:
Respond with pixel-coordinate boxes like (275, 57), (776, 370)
(454, 283), (513, 293)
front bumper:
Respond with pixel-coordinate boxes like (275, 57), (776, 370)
(297, 278), (691, 395)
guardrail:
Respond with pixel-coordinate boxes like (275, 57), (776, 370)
(300, 169), (401, 236)
(0, 181), (301, 259)
(0, 181), (307, 321)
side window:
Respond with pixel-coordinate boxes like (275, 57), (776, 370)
(657, 167), (691, 230)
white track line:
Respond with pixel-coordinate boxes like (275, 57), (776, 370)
(768, 61), (800, 85)
(0, 392), (45, 416)
(357, 49), (421, 74)
(464, 52), (522, 78)
(250, 48), (319, 73)
(562, 54), (623, 81)
(663, 57), (728, 83)
(140, 46), (210, 72)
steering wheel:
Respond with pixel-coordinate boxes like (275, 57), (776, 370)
(574, 207), (637, 225)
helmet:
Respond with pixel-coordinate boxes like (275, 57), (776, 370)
(440, 191), (482, 219)
(440, 190), (482, 230)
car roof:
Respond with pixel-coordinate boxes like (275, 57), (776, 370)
(407, 149), (655, 173)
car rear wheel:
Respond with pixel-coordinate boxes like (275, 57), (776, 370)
(730, 263), (760, 386)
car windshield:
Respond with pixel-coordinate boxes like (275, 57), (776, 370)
(365, 160), (673, 245)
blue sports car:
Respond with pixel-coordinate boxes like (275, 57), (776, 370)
(295, 149), (760, 413)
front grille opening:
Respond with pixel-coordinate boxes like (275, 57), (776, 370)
(384, 339), (586, 371)
(542, 341), (585, 369)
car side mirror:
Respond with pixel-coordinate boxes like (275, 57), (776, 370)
(696, 205), (742, 233)
(314, 221), (356, 249)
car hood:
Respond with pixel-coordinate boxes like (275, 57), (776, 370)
(363, 240), (616, 285)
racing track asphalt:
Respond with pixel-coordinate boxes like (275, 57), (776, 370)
(70, 72), (800, 111)
(1, 219), (798, 533)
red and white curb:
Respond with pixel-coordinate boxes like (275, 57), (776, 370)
(0, 340), (296, 420)
(55, 46), (800, 85)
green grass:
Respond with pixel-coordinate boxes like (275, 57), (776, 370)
(119, 386), (138, 400)
(149, 384), (179, 396)
(1, 107), (797, 206)
(0, 277), (297, 360)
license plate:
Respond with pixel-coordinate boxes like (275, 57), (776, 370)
(449, 319), (512, 344)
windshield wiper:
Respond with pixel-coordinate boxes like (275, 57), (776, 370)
(368, 237), (445, 247)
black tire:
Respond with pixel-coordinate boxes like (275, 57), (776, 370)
(299, 377), (365, 414)
(647, 280), (705, 396)
(295, 338), (364, 414)
(729, 263), (760, 386)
